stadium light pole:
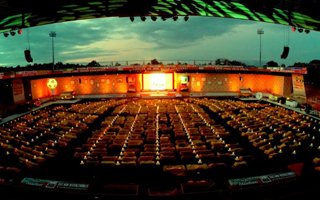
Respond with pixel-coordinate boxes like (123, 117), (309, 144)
(49, 31), (56, 71)
(257, 28), (264, 67)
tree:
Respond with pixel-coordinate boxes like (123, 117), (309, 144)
(55, 62), (63, 69)
(293, 62), (307, 68)
(87, 60), (101, 67)
(306, 60), (320, 84)
(215, 58), (230, 65)
(230, 60), (246, 66)
(151, 59), (160, 65)
(309, 60), (320, 68)
(266, 60), (278, 67)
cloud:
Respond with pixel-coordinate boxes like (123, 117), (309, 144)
(63, 36), (157, 64)
(0, 18), (121, 66)
(126, 16), (255, 49)
(0, 17), (258, 66)
(0, 16), (319, 67)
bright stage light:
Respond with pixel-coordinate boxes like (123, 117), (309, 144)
(143, 73), (173, 91)
(150, 73), (165, 90)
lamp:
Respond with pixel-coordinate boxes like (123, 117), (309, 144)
(305, 29), (310, 34)
(129, 16), (134, 22)
(140, 16), (146, 21)
(161, 16), (167, 21)
(49, 31), (57, 71)
(184, 16), (189, 21)
(151, 16), (157, 21)
(3, 32), (9, 37)
(10, 30), (15, 36)
(173, 16), (178, 21)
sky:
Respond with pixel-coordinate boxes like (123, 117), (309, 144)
(0, 16), (319, 67)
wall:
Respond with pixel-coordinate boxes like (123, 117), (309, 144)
(31, 74), (141, 99)
(176, 73), (292, 96)
(12, 79), (26, 104)
(31, 73), (292, 99)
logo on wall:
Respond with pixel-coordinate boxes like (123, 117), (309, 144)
(47, 79), (58, 89)
(294, 76), (304, 89)
(47, 78), (58, 95)
(292, 74), (306, 98)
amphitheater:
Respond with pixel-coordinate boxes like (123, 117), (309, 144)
(1, 0), (320, 199)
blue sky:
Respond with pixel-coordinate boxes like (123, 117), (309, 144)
(0, 16), (319, 67)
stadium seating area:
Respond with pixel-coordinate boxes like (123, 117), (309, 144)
(1, 98), (320, 199)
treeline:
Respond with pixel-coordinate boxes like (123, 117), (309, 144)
(0, 59), (319, 73)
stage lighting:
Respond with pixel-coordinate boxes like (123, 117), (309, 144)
(184, 16), (189, 21)
(3, 32), (9, 37)
(173, 16), (178, 21)
(140, 16), (146, 21)
(18, 29), (22, 34)
(151, 16), (157, 21)
(291, 26), (296, 32)
(10, 30), (15, 36)
(305, 29), (310, 34)
(298, 28), (303, 33)
(161, 16), (167, 21)
(129, 16), (134, 22)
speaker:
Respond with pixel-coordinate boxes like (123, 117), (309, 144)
(280, 46), (289, 59)
(24, 49), (33, 62)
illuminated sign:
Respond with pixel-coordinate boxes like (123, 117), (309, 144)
(143, 73), (173, 91)
(47, 78), (58, 90)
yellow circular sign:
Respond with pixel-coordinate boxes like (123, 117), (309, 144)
(47, 78), (58, 89)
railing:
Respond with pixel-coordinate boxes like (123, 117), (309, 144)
(0, 63), (307, 80)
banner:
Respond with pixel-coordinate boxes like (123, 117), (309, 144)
(12, 79), (25, 104)
(292, 74), (306, 98)
(21, 177), (89, 191)
(228, 171), (296, 190)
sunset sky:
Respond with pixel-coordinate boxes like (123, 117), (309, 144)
(0, 16), (319, 67)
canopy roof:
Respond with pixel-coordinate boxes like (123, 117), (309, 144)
(0, 0), (319, 32)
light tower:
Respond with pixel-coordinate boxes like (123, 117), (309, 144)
(49, 31), (56, 71)
(257, 28), (264, 67)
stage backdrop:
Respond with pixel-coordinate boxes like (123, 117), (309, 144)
(31, 73), (292, 99)
(31, 74), (141, 99)
(175, 73), (292, 96)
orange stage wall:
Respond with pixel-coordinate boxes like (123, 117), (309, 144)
(176, 73), (292, 96)
(31, 74), (141, 99)
(31, 73), (292, 99)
